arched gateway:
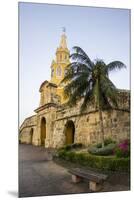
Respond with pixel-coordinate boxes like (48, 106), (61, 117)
(65, 120), (75, 145)
(40, 117), (46, 146)
(30, 128), (33, 144)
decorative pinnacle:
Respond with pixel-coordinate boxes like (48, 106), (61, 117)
(59, 27), (67, 48)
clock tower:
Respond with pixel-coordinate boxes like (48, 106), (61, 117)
(50, 29), (70, 85)
(50, 29), (70, 103)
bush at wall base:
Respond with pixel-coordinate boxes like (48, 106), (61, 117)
(58, 150), (130, 172)
(88, 143), (116, 156)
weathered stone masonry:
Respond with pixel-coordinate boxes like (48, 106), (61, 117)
(19, 90), (130, 148)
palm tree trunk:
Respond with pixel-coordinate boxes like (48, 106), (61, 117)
(97, 78), (105, 147)
(98, 107), (105, 147)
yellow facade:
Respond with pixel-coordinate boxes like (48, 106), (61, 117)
(50, 32), (70, 103)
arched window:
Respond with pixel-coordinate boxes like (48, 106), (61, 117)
(51, 67), (54, 77)
(65, 54), (67, 60)
(56, 66), (62, 76)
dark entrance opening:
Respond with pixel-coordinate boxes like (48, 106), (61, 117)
(30, 128), (33, 144)
(65, 120), (75, 145)
(41, 117), (46, 145)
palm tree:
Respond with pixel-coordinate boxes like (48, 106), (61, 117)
(61, 46), (126, 147)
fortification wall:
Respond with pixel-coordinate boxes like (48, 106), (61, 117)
(19, 115), (37, 144)
(52, 109), (130, 148)
(19, 90), (130, 148)
(52, 90), (130, 148)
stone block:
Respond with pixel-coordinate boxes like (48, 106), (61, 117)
(89, 181), (102, 191)
(72, 175), (82, 183)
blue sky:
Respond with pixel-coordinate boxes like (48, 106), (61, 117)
(19, 2), (130, 125)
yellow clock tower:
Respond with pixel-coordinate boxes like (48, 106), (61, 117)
(50, 29), (70, 103)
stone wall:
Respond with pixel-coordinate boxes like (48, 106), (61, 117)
(19, 90), (130, 148)
(35, 105), (57, 147)
(52, 90), (130, 148)
(52, 109), (130, 148)
(19, 115), (37, 144)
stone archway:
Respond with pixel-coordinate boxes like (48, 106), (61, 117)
(40, 117), (46, 146)
(30, 128), (33, 144)
(65, 120), (75, 145)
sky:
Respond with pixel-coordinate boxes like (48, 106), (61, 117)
(19, 2), (130, 125)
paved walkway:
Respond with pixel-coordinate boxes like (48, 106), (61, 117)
(19, 144), (89, 197)
(19, 144), (130, 197)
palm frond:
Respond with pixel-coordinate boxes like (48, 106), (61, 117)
(60, 62), (90, 84)
(72, 46), (93, 68)
(68, 62), (91, 74)
(64, 73), (88, 96)
(100, 76), (118, 107)
(60, 65), (74, 83)
(107, 61), (126, 72)
(100, 93), (112, 109)
(66, 80), (90, 106)
(62, 46), (125, 112)
(70, 53), (93, 70)
(80, 88), (94, 112)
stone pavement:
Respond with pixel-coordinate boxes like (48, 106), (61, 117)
(19, 144), (89, 197)
(19, 144), (130, 197)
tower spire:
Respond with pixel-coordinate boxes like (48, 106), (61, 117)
(59, 27), (67, 49)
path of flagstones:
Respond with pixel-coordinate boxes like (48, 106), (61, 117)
(19, 144), (130, 197)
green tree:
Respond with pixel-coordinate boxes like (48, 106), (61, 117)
(61, 46), (126, 147)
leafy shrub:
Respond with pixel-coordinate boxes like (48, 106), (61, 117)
(88, 143), (116, 156)
(115, 139), (130, 158)
(58, 149), (67, 159)
(58, 150), (130, 172)
(64, 144), (72, 151)
(71, 143), (83, 149)
(95, 138), (116, 149)
(65, 151), (76, 161)
(96, 143), (102, 148)
(104, 138), (116, 146)
(58, 143), (83, 151)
